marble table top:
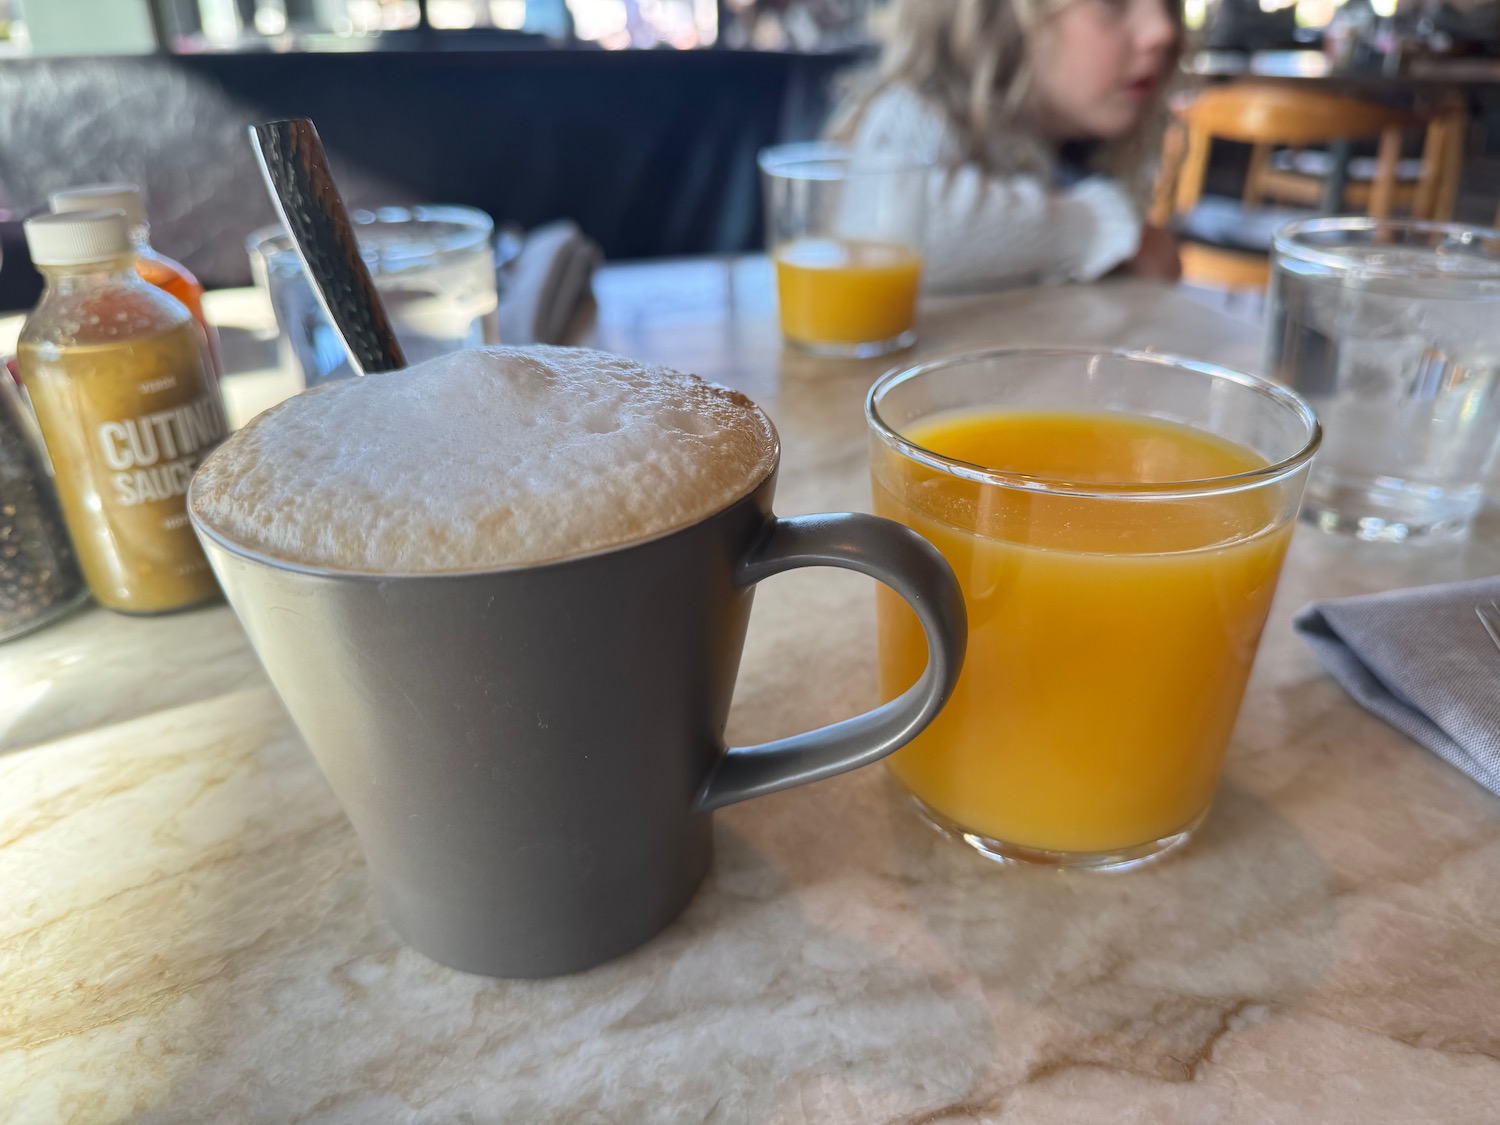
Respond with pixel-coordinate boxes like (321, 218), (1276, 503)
(4, 263), (1500, 1123)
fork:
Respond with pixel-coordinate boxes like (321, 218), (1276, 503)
(1475, 600), (1500, 655)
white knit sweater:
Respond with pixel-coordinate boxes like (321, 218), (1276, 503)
(849, 87), (1143, 292)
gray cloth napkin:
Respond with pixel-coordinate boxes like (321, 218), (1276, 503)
(496, 219), (602, 346)
(1293, 576), (1500, 794)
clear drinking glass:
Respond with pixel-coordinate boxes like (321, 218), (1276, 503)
(759, 143), (927, 358)
(1267, 217), (1500, 543)
(867, 348), (1320, 870)
(247, 205), (500, 387)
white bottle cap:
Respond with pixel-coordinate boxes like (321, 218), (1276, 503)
(24, 209), (134, 266)
(49, 182), (146, 227)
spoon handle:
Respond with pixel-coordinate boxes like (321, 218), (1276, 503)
(249, 118), (407, 375)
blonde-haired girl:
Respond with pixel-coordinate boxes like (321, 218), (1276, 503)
(831, 0), (1182, 290)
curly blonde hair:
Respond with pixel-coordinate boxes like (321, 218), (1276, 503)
(830, 0), (1182, 196)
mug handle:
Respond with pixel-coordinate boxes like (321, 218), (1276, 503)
(695, 512), (967, 813)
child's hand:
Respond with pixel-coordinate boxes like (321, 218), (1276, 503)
(1124, 225), (1181, 283)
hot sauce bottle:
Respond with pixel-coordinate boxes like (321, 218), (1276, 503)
(50, 182), (222, 376)
(17, 209), (225, 614)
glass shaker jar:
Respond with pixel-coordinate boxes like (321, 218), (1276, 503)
(0, 363), (88, 641)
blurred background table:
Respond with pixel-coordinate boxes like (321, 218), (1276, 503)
(3, 260), (1500, 1122)
(1188, 49), (1500, 87)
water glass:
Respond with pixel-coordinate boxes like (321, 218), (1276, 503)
(248, 205), (500, 387)
(1267, 218), (1500, 542)
(759, 143), (926, 358)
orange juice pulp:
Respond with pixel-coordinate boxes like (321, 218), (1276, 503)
(873, 410), (1292, 854)
(774, 238), (921, 346)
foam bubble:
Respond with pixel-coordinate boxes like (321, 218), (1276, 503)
(190, 346), (777, 572)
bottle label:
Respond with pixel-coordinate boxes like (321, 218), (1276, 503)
(18, 312), (229, 613)
(98, 395), (226, 506)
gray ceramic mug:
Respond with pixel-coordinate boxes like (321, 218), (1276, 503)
(191, 462), (965, 978)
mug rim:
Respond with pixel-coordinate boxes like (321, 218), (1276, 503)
(865, 346), (1321, 501)
(187, 423), (782, 582)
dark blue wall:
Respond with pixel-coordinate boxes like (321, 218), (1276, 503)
(0, 46), (856, 310)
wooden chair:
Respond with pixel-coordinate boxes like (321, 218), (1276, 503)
(1151, 83), (1420, 291)
(1250, 95), (1467, 221)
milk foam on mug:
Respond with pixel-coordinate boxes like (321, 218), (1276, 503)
(191, 346), (777, 571)
(189, 346), (965, 978)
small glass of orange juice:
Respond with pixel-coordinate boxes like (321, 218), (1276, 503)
(867, 349), (1320, 870)
(759, 144), (927, 358)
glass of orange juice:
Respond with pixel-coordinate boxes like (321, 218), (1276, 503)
(867, 349), (1320, 870)
(759, 143), (927, 358)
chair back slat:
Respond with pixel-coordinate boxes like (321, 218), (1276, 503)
(1153, 82), (1463, 291)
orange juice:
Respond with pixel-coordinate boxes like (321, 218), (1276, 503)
(775, 238), (921, 347)
(873, 409), (1292, 856)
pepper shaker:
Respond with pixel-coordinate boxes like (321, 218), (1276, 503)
(0, 366), (88, 642)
